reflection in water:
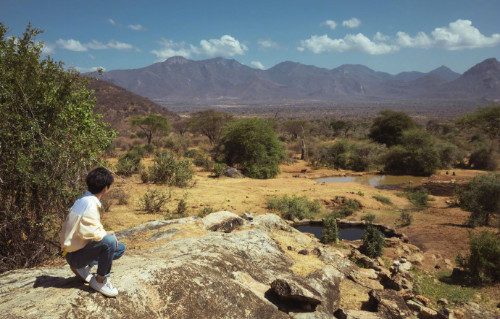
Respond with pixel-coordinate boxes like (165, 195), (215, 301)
(316, 175), (424, 187)
(297, 225), (365, 241)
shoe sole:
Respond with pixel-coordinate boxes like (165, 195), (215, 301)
(70, 267), (90, 283)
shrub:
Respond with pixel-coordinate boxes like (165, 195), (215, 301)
(457, 173), (500, 227)
(457, 230), (500, 283)
(213, 163), (225, 177)
(404, 186), (429, 207)
(321, 214), (338, 244)
(348, 142), (386, 172)
(372, 195), (392, 205)
(193, 156), (214, 171)
(115, 150), (142, 176)
(176, 199), (188, 217)
(361, 214), (376, 223)
(397, 211), (413, 227)
(140, 189), (168, 214)
(436, 142), (463, 169)
(266, 195), (323, 220)
(108, 188), (129, 205)
(148, 151), (193, 187)
(0, 23), (115, 272)
(100, 196), (113, 213)
(369, 110), (416, 146)
(198, 206), (214, 218)
(360, 225), (386, 258)
(468, 148), (498, 171)
(219, 118), (285, 179)
(140, 169), (149, 183)
(184, 149), (199, 158)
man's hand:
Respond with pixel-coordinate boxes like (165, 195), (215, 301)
(106, 231), (118, 248)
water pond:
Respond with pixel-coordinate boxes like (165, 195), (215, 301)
(297, 225), (366, 241)
(316, 174), (424, 187)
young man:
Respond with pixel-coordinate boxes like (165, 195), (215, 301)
(60, 167), (126, 297)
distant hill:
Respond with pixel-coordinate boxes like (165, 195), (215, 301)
(87, 79), (179, 134)
(93, 57), (500, 105)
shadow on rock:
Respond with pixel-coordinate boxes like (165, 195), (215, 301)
(33, 275), (92, 293)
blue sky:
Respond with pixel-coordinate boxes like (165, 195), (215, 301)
(2, 0), (500, 74)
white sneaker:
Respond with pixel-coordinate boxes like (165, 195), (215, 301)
(70, 265), (92, 283)
(89, 275), (118, 297)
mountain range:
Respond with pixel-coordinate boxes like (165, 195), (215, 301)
(93, 57), (500, 106)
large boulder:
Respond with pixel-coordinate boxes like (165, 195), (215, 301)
(203, 211), (244, 233)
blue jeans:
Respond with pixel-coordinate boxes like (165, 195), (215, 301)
(66, 235), (126, 277)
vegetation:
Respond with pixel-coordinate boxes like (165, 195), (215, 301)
(266, 195), (322, 220)
(456, 173), (500, 227)
(197, 206), (214, 218)
(129, 114), (170, 145)
(148, 151), (193, 187)
(404, 186), (430, 207)
(456, 230), (500, 284)
(187, 109), (233, 144)
(361, 214), (376, 223)
(397, 211), (414, 227)
(332, 198), (361, 218)
(369, 110), (416, 146)
(412, 270), (478, 304)
(219, 118), (285, 179)
(176, 198), (188, 217)
(115, 149), (142, 176)
(0, 24), (115, 272)
(360, 225), (386, 258)
(372, 195), (392, 205)
(140, 189), (168, 214)
(457, 105), (500, 153)
(321, 214), (338, 244)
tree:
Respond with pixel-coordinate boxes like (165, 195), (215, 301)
(0, 23), (115, 272)
(219, 118), (285, 179)
(187, 110), (233, 144)
(281, 120), (308, 140)
(330, 119), (354, 137)
(457, 173), (500, 227)
(457, 230), (500, 283)
(321, 214), (338, 244)
(369, 110), (416, 146)
(129, 114), (169, 145)
(457, 105), (500, 153)
(360, 226), (386, 258)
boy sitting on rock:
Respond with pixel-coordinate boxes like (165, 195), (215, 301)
(60, 167), (125, 297)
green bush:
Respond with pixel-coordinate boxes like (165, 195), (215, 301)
(468, 148), (498, 171)
(107, 188), (129, 205)
(360, 225), (386, 258)
(0, 23), (115, 272)
(198, 206), (214, 218)
(361, 214), (376, 223)
(457, 230), (500, 283)
(457, 173), (500, 227)
(348, 142), (386, 172)
(219, 118), (285, 179)
(436, 142), (464, 169)
(266, 195), (323, 220)
(397, 211), (413, 227)
(140, 189), (168, 214)
(176, 199), (188, 217)
(321, 214), (338, 244)
(193, 156), (214, 171)
(369, 110), (416, 146)
(372, 195), (392, 205)
(148, 151), (193, 187)
(213, 163), (225, 177)
(404, 186), (429, 207)
(116, 150), (142, 176)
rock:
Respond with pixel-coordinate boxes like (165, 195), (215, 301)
(253, 213), (293, 232)
(298, 249), (309, 255)
(268, 278), (322, 312)
(369, 289), (413, 319)
(415, 295), (431, 306)
(406, 300), (424, 312)
(334, 309), (385, 319)
(453, 309), (465, 318)
(147, 227), (178, 241)
(241, 212), (254, 221)
(223, 166), (243, 178)
(203, 211), (244, 233)
(311, 248), (321, 256)
(419, 305), (444, 319)
(437, 298), (448, 306)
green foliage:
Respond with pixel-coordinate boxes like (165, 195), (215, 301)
(457, 173), (500, 227)
(397, 211), (414, 227)
(321, 214), (338, 244)
(176, 199), (188, 217)
(198, 206), (214, 218)
(148, 151), (193, 187)
(457, 105), (500, 153)
(384, 129), (441, 176)
(329, 119), (354, 137)
(348, 142), (386, 172)
(115, 150), (142, 176)
(219, 118), (285, 179)
(369, 110), (416, 146)
(187, 109), (233, 144)
(281, 120), (308, 139)
(129, 114), (169, 145)
(360, 225), (386, 258)
(457, 230), (500, 284)
(102, 188), (130, 211)
(140, 189), (168, 214)
(0, 23), (115, 272)
(193, 156), (214, 171)
(361, 214), (376, 223)
(468, 148), (498, 171)
(372, 195), (392, 205)
(411, 270), (478, 304)
(404, 186), (429, 207)
(266, 195), (323, 220)
(213, 163), (225, 177)
(436, 141), (464, 169)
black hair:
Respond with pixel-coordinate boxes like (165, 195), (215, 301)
(86, 167), (114, 194)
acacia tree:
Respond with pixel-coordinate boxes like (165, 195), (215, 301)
(457, 105), (500, 153)
(0, 23), (115, 272)
(369, 110), (416, 146)
(187, 110), (233, 144)
(129, 114), (169, 144)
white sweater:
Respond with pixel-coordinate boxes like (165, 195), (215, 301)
(59, 191), (107, 253)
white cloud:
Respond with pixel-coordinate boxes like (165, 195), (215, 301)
(197, 35), (248, 57)
(323, 20), (337, 30)
(74, 66), (106, 73)
(150, 38), (194, 60)
(251, 61), (266, 70)
(299, 33), (396, 55)
(89, 54), (96, 60)
(128, 24), (145, 31)
(58, 39), (138, 52)
(300, 19), (500, 55)
(107, 18), (116, 25)
(56, 39), (87, 52)
(258, 39), (279, 49)
(342, 18), (361, 29)
(40, 42), (55, 55)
